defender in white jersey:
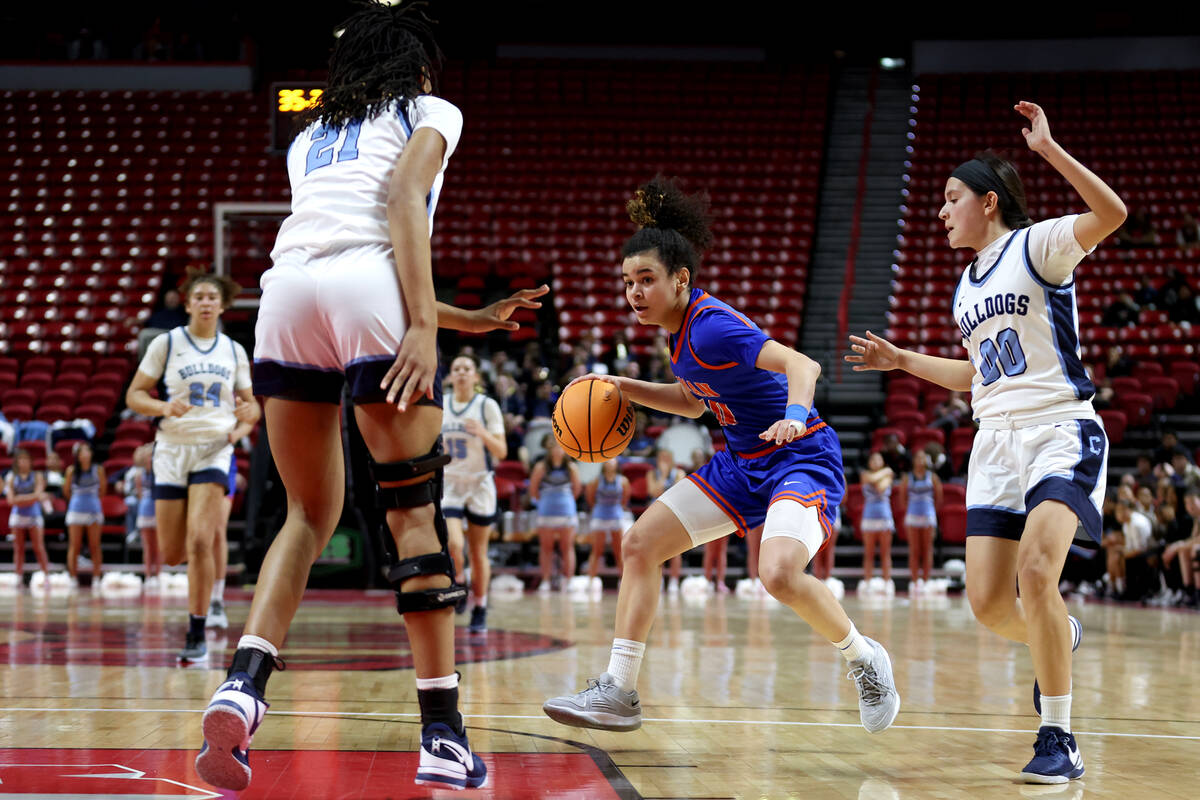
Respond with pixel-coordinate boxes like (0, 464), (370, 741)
(849, 102), (1127, 784)
(195, 5), (545, 793)
(127, 270), (260, 663)
(442, 354), (507, 632)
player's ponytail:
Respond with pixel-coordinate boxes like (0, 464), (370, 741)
(622, 175), (713, 285)
(951, 150), (1034, 230)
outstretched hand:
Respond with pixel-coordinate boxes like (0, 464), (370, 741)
(1015, 101), (1054, 155)
(461, 284), (549, 333)
(845, 331), (901, 372)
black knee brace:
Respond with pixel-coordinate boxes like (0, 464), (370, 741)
(369, 440), (467, 615)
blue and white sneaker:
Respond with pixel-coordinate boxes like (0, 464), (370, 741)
(1034, 615), (1082, 714)
(415, 722), (488, 790)
(1021, 725), (1084, 783)
(195, 672), (268, 791)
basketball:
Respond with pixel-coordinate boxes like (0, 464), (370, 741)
(551, 378), (635, 463)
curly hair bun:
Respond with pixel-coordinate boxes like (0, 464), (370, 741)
(625, 175), (714, 254)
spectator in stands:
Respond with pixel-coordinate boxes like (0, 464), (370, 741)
(1130, 454), (1156, 489)
(42, 451), (65, 498)
(1101, 291), (1140, 327)
(1160, 267), (1192, 310)
(924, 440), (956, 481)
(879, 432), (910, 475)
(624, 412), (656, 460)
(1115, 208), (1160, 247)
(527, 377), (555, 422)
(138, 287), (190, 360)
(172, 30), (206, 61)
(132, 16), (170, 61)
(1167, 283), (1200, 325)
(1169, 451), (1200, 494)
(64, 441), (106, 586)
(929, 390), (970, 439)
(1102, 499), (1154, 599)
(1104, 344), (1135, 378)
(494, 372), (527, 457)
(1176, 210), (1200, 252)
(1161, 490), (1200, 607)
(1152, 430), (1190, 467)
(1132, 275), (1160, 308)
(66, 27), (109, 60)
(1091, 373), (1114, 410)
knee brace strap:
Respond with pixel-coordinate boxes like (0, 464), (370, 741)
(369, 444), (451, 509)
(369, 440), (465, 614)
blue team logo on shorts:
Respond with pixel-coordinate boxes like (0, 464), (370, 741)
(1088, 435), (1103, 456)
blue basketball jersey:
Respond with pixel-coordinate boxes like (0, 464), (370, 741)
(667, 288), (843, 540)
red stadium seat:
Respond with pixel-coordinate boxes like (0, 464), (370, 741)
(1098, 409), (1127, 444)
(844, 483), (865, 541)
(1115, 392), (1154, 428)
(1169, 361), (1199, 395)
(939, 503), (967, 544)
(1144, 376), (1180, 410)
(908, 427), (945, 455)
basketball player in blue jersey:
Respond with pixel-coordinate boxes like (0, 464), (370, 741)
(544, 176), (900, 737)
(848, 101), (1126, 783)
(191, 3), (545, 792)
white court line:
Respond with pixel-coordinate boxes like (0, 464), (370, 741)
(3, 707), (1199, 741)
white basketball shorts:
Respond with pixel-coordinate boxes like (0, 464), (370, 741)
(153, 440), (234, 500)
(442, 473), (498, 525)
(966, 417), (1107, 542)
(253, 243), (428, 405)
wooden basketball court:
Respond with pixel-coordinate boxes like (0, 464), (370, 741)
(1, 583), (1196, 799)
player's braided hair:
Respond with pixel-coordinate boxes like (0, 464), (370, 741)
(180, 265), (241, 309)
(622, 175), (713, 286)
(296, 0), (442, 135)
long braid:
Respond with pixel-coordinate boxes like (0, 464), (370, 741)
(294, 1), (442, 135)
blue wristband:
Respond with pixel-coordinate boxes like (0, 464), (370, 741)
(784, 404), (809, 422)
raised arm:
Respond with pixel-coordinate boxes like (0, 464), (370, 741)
(846, 331), (977, 393)
(1015, 101), (1126, 253)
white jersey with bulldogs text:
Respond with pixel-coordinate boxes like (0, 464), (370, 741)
(443, 394), (505, 481)
(138, 328), (252, 444)
(271, 95), (463, 261)
(952, 215), (1096, 424)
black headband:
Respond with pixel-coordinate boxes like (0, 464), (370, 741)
(951, 158), (1015, 210)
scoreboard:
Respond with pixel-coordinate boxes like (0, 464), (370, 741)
(270, 82), (324, 153)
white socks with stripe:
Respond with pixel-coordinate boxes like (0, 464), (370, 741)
(606, 638), (646, 691)
(835, 623), (872, 663)
(237, 634), (278, 657)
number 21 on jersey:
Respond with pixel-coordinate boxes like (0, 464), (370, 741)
(678, 379), (737, 426)
(304, 121), (362, 175)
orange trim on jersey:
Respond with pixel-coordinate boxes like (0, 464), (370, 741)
(670, 291), (710, 365)
(734, 420), (828, 459)
(769, 489), (833, 543)
(687, 473), (750, 536)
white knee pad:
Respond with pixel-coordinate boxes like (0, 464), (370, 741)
(761, 500), (825, 566)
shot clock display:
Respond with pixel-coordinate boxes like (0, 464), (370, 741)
(270, 82), (325, 152)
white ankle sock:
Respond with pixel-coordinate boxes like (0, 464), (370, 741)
(835, 623), (872, 663)
(1041, 693), (1072, 732)
(237, 634), (278, 657)
(606, 638), (646, 691)
(211, 579), (226, 602)
(416, 673), (459, 691)
(474, 595), (487, 609)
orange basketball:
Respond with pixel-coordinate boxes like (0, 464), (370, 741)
(551, 378), (635, 463)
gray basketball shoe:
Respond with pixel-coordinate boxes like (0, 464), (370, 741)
(542, 673), (642, 731)
(846, 637), (900, 733)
